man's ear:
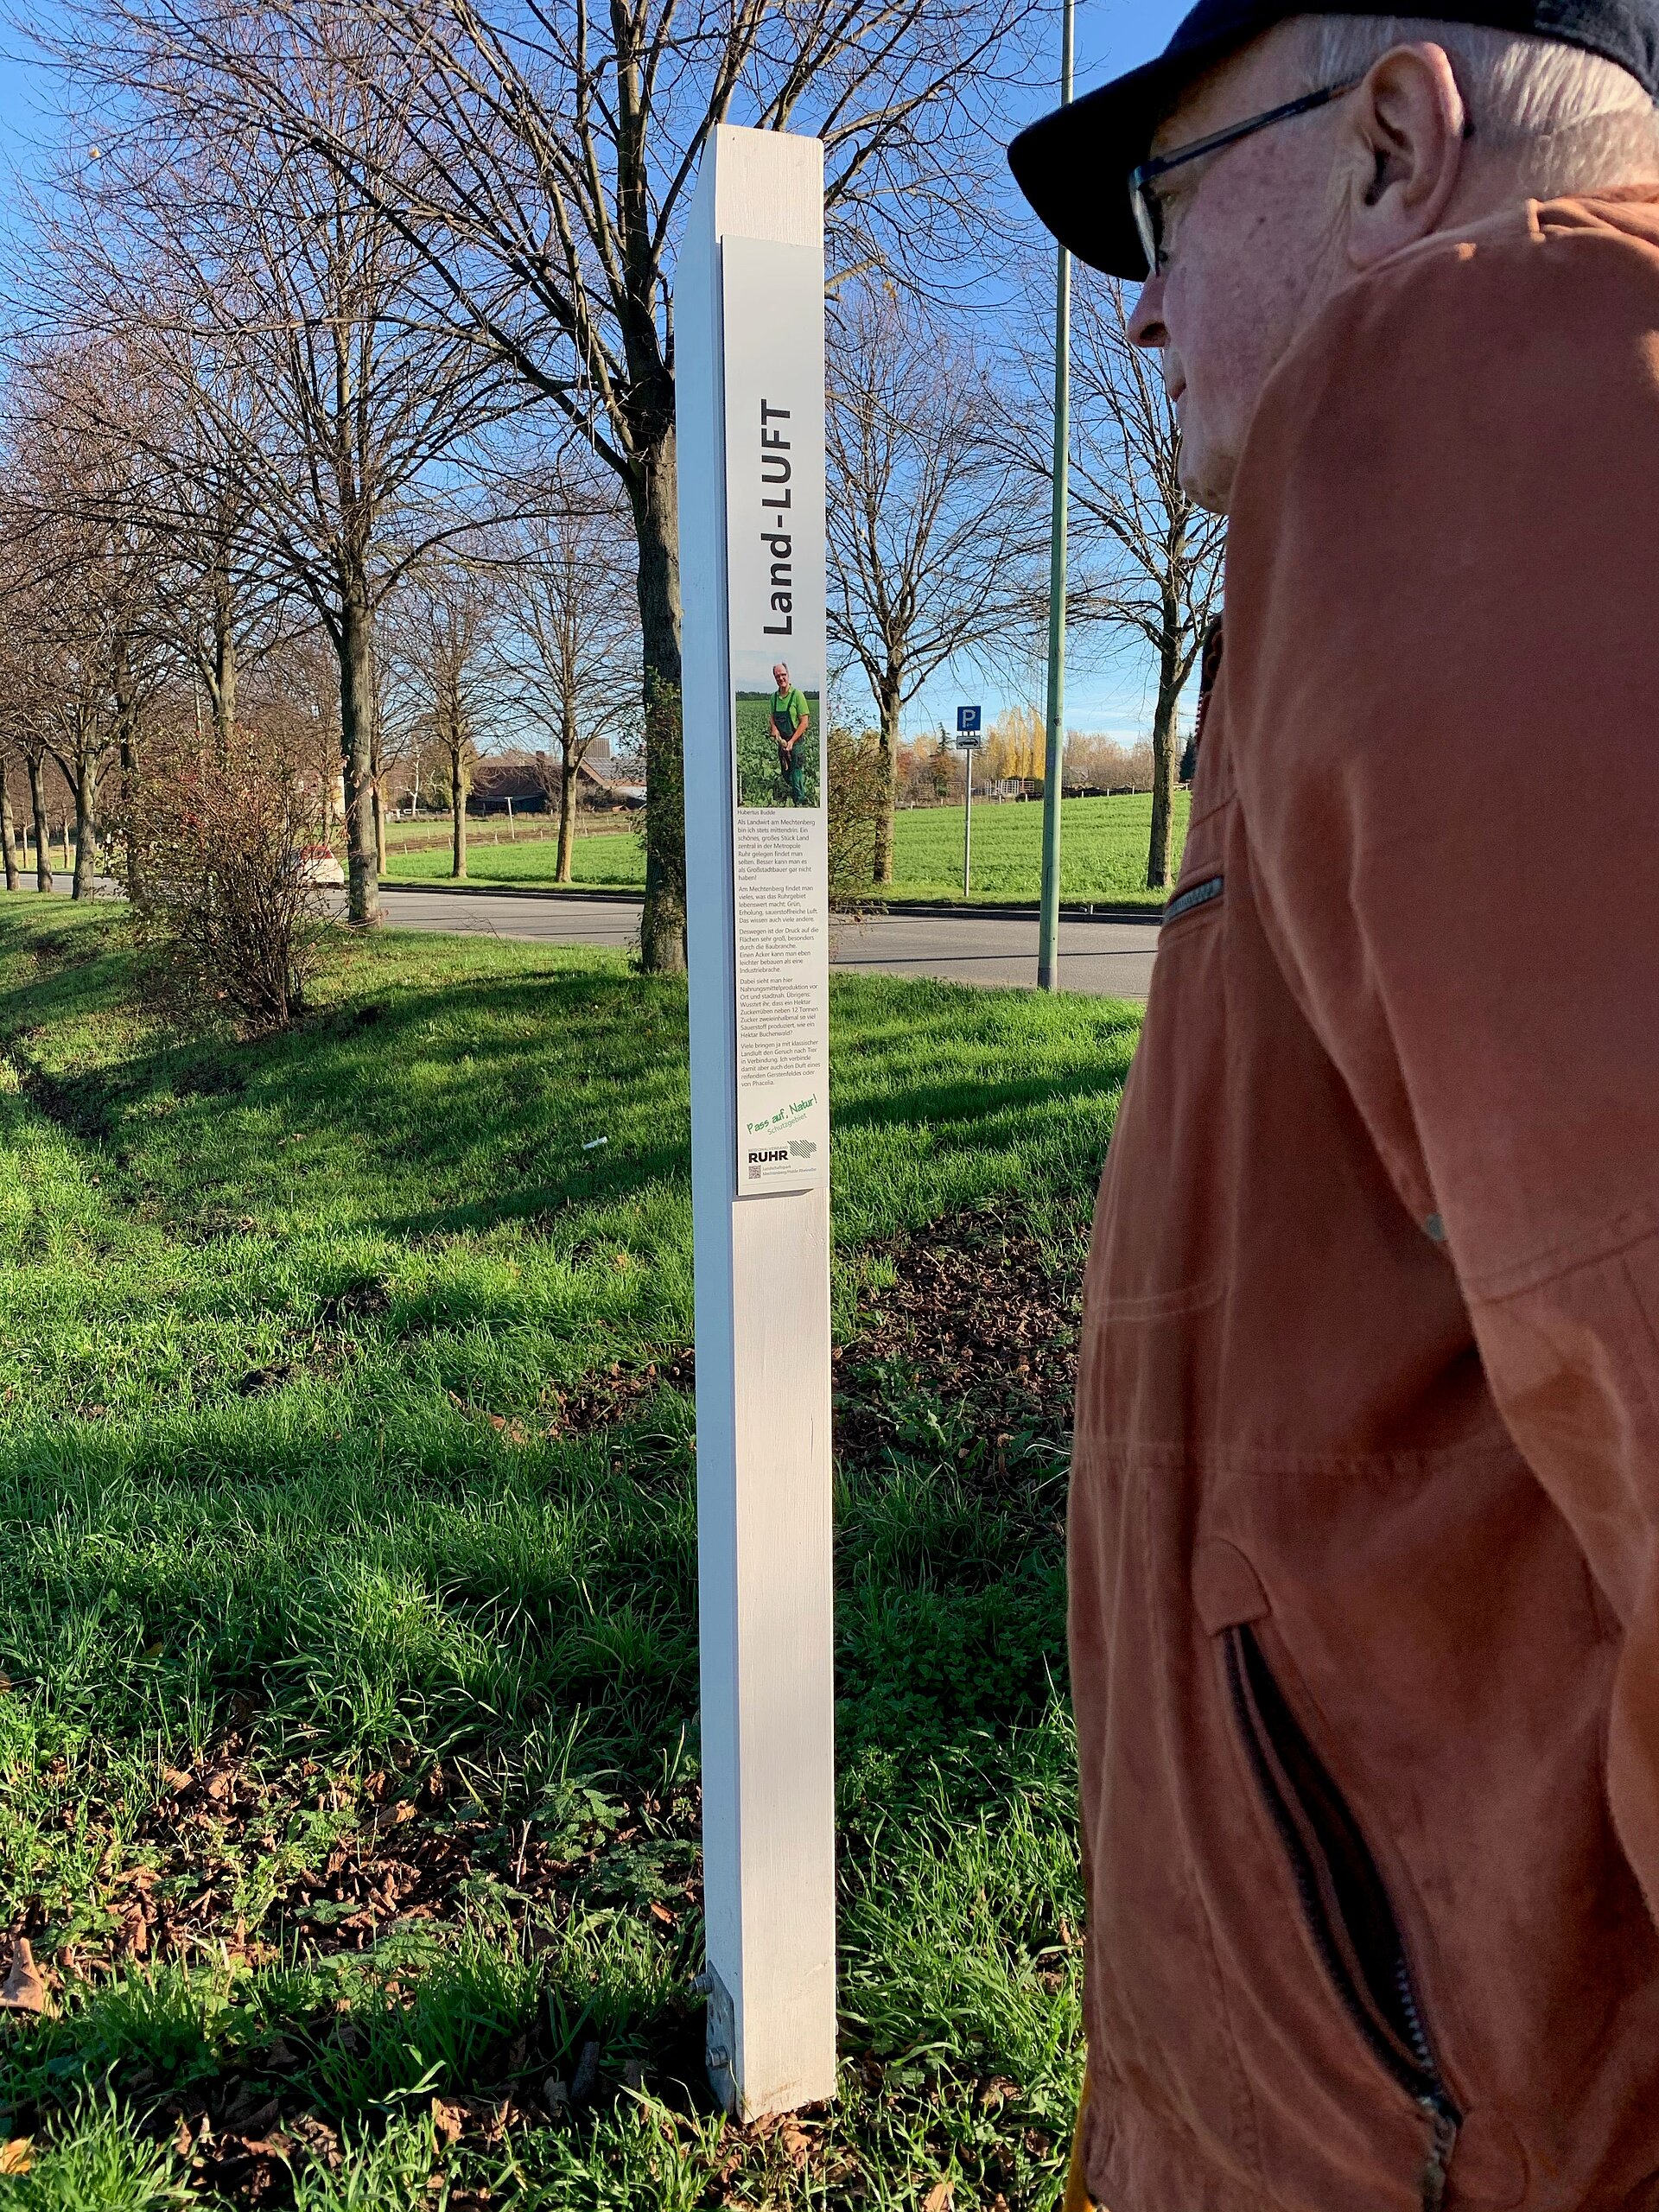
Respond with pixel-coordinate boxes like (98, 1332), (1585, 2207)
(1340, 41), (1469, 267)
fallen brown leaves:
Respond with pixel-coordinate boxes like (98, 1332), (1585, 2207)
(8, 1737), (701, 2006)
(444, 1347), (696, 1449)
(0, 1937), (49, 2015)
(175, 2107), (344, 2207)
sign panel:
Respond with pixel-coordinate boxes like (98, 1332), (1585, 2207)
(721, 236), (830, 1197)
(676, 124), (836, 2125)
(957, 704), (982, 734)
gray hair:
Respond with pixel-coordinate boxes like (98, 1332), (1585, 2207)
(1296, 14), (1659, 192)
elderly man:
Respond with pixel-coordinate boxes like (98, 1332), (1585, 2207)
(1010, 6), (1659, 2209)
(769, 660), (811, 804)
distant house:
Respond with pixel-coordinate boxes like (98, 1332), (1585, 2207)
(467, 761), (550, 817)
(467, 745), (645, 817)
(576, 753), (646, 810)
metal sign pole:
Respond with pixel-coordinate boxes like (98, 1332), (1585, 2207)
(1036, 0), (1074, 993)
(675, 124), (837, 2122)
(963, 742), (972, 899)
(956, 703), (982, 902)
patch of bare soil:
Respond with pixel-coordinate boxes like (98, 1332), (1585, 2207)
(539, 1209), (1081, 1462)
(836, 1208), (1084, 1483)
(546, 1349), (696, 1436)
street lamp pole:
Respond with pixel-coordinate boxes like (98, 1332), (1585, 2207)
(1036, 0), (1074, 992)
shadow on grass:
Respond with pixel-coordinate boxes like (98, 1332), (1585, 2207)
(0, 1386), (1063, 1775)
(7, 952), (693, 1241)
(0, 906), (1099, 2202)
(0, 1379), (1075, 2196)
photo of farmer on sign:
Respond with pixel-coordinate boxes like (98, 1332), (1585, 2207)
(771, 664), (810, 802)
(734, 665), (820, 807)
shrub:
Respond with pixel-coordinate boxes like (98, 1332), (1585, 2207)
(827, 721), (887, 910)
(118, 720), (333, 1032)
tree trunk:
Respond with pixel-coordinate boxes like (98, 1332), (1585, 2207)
(0, 765), (17, 893)
(72, 755), (99, 900)
(27, 754), (51, 893)
(337, 582), (381, 926)
(557, 751), (576, 883)
(641, 672), (685, 975)
(1146, 634), (1182, 892)
(632, 429), (685, 975)
(449, 733), (467, 878)
(112, 632), (140, 900)
(118, 732), (140, 900)
(872, 676), (901, 886)
(211, 567), (237, 754)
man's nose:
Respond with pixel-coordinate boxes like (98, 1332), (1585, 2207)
(1127, 274), (1168, 350)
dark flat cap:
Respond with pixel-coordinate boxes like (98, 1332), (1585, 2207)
(1009, 0), (1659, 277)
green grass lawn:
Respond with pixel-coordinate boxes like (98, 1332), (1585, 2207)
(0, 897), (1141, 2209)
(382, 793), (1188, 909)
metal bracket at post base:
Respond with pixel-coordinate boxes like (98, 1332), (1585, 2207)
(699, 1966), (740, 2113)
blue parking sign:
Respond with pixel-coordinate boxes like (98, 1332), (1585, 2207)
(957, 705), (982, 734)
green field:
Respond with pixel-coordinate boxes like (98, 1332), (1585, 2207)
(0, 898), (1140, 2209)
(888, 793), (1190, 906)
(383, 793), (1189, 907)
(385, 823), (648, 889)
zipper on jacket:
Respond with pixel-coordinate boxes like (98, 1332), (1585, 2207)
(1224, 1624), (1461, 2211)
(1163, 872), (1224, 925)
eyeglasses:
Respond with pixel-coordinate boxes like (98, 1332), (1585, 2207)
(1128, 79), (1361, 276)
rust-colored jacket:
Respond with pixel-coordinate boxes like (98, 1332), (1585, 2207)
(1072, 191), (1659, 2212)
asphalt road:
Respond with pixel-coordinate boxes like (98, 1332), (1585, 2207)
(33, 879), (1160, 997)
(376, 886), (1160, 998)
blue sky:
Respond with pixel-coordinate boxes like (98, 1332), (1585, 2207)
(0, 10), (59, 191)
(908, 0), (1200, 746)
(0, 0), (1200, 747)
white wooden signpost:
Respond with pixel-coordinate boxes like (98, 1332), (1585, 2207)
(676, 123), (837, 2120)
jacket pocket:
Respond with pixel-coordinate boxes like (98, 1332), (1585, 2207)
(1224, 1622), (1461, 2212)
(1085, 833), (1230, 1330)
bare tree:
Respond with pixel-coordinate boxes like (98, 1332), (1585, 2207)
(391, 553), (499, 879)
(827, 282), (1036, 882)
(26, 326), (288, 759)
(41, 16), (527, 926)
(1063, 276), (1224, 890)
(259, 632), (346, 845)
(0, 362), (167, 899)
(41, 0), (1043, 968)
(124, 348), (293, 760)
(0, 621), (56, 894)
(504, 480), (639, 884)
(20, 740), (55, 893)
